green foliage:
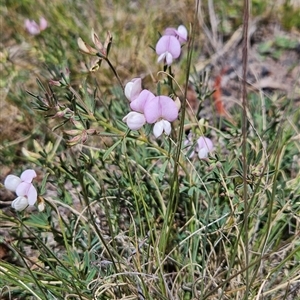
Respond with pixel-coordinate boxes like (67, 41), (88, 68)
(1, 0), (299, 299)
(281, 1), (300, 30)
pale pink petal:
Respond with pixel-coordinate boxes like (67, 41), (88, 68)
(124, 82), (134, 100)
(144, 97), (160, 124)
(164, 27), (177, 36)
(144, 96), (178, 123)
(155, 36), (181, 58)
(20, 169), (37, 183)
(4, 175), (22, 192)
(153, 121), (164, 138)
(25, 19), (40, 35)
(16, 182), (31, 197)
(124, 78), (142, 101)
(122, 112), (146, 130)
(197, 137), (214, 159)
(197, 137), (213, 151)
(164, 25), (187, 44)
(39, 17), (48, 31)
(177, 25), (188, 43)
(130, 89), (155, 113)
(27, 185), (38, 205)
(158, 96), (179, 121)
(11, 196), (29, 211)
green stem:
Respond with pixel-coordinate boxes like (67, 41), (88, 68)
(105, 57), (124, 90)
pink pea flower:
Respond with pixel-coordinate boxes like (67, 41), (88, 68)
(24, 17), (47, 35)
(144, 96), (179, 137)
(4, 169), (38, 211)
(124, 78), (142, 102)
(164, 25), (188, 44)
(156, 35), (181, 66)
(196, 137), (214, 159)
(185, 135), (214, 159)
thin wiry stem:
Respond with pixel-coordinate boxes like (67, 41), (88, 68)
(242, 0), (250, 298)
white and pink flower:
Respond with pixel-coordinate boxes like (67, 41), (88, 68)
(164, 25), (188, 44)
(123, 79), (179, 137)
(4, 169), (38, 211)
(185, 135), (214, 159)
(155, 24), (188, 65)
(24, 17), (47, 35)
(144, 95), (179, 138)
(156, 35), (181, 66)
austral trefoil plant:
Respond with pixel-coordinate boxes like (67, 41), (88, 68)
(4, 169), (38, 211)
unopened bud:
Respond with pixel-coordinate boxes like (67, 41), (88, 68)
(174, 97), (181, 110)
(77, 37), (98, 55)
(49, 79), (61, 87)
(70, 119), (85, 130)
(67, 135), (82, 146)
(64, 129), (82, 136)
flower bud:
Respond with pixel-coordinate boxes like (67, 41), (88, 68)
(77, 37), (98, 55)
(174, 97), (181, 110)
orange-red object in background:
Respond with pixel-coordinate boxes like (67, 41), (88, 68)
(212, 69), (226, 116)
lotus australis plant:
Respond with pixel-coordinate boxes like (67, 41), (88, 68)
(4, 169), (38, 211)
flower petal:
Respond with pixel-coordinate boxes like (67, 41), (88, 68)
(157, 52), (166, 64)
(197, 137), (213, 151)
(124, 78), (142, 101)
(155, 36), (181, 59)
(165, 52), (173, 66)
(27, 185), (38, 205)
(25, 20), (40, 35)
(164, 27), (177, 36)
(21, 169), (37, 183)
(196, 137), (214, 159)
(16, 182), (31, 197)
(198, 148), (209, 159)
(144, 97), (160, 124)
(4, 175), (22, 192)
(11, 196), (29, 211)
(158, 96), (179, 121)
(162, 120), (171, 135)
(39, 17), (48, 31)
(177, 25), (188, 43)
(123, 112), (146, 130)
(130, 89), (155, 113)
(153, 121), (164, 138)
